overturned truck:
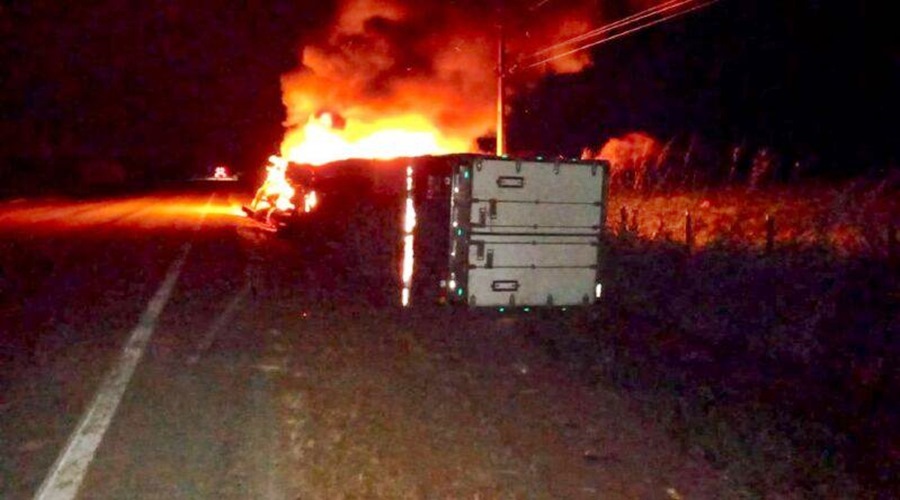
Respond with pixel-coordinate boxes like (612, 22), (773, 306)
(405, 155), (610, 309)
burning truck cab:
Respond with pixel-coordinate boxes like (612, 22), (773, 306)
(243, 156), (319, 227)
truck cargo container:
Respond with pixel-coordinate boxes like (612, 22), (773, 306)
(403, 155), (609, 309)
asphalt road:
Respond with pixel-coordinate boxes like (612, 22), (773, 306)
(1, 184), (729, 499)
(0, 186), (285, 498)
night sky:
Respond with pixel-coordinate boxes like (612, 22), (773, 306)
(1, 1), (335, 180)
(510, 1), (899, 175)
(2, 0), (897, 182)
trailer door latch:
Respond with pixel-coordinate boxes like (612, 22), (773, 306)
(496, 176), (525, 188)
(491, 280), (520, 292)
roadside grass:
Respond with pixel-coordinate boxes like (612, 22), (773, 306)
(571, 181), (899, 496)
(608, 181), (897, 256)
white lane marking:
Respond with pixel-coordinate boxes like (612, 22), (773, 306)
(34, 194), (213, 500)
(187, 282), (251, 365)
(33, 245), (190, 500)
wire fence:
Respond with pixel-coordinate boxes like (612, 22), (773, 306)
(612, 204), (898, 263)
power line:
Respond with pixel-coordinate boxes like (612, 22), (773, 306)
(524, 0), (721, 69)
(530, 0), (696, 58)
(529, 0), (556, 11)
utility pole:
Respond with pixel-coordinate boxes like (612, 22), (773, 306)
(496, 23), (506, 157)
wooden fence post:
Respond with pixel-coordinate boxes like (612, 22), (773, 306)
(685, 210), (694, 253)
(765, 214), (775, 254)
(889, 223), (897, 264)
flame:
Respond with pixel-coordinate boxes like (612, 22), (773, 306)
(277, 0), (492, 165)
(281, 112), (469, 166)
(303, 190), (318, 213)
(253, 155), (296, 212)
(275, 0), (609, 167)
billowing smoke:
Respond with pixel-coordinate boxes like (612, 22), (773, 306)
(279, 0), (619, 163)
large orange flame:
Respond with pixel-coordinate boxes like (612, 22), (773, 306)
(281, 112), (470, 166)
(275, 0), (606, 166)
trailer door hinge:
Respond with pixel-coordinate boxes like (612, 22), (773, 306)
(473, 240), (485, 260)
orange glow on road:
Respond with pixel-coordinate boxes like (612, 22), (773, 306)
(166, 202), (246, 218)
(0, 195), (248, 235)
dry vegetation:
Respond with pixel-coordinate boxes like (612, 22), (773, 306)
(580, 179), (899, 496)
(608, 181), (897, 257)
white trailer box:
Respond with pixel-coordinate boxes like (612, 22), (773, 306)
(444, 157), (609, 308)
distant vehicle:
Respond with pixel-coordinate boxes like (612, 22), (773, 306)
(406, 155), (610, 309)
(208, 165), (239, 181)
